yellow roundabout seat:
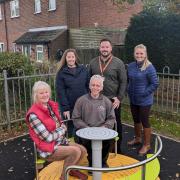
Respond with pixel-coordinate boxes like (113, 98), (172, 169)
(37, 153), (160, 180)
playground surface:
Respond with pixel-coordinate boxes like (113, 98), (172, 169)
(0, 124), (180, 180)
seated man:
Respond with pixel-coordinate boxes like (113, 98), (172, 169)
(72, 75), (115, 168)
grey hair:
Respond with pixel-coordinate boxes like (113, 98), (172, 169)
(89, 74), (105, 88)
(32, 81), (51, 103)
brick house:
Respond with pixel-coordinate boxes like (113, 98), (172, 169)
(0, 0), (142, 61)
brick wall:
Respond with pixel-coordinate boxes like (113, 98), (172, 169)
(0, 0), (143, 53)
(66, 0), (80, 28)
(79, 0), (143, 29)
(0, 0), (67, 51)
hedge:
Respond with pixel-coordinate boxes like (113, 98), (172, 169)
(125, 11), (180, 73)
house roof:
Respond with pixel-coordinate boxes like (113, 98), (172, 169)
(14, 29), (66, 44)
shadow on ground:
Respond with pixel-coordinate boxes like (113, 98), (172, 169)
(0, 124), (180, 180)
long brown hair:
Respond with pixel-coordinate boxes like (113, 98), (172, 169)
(56, 49), (80, 73)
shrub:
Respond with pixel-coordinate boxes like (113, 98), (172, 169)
(125, 11), (180, 73)
(0, 52), (33, 76)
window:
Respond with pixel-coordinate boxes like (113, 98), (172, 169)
(49, 0), (56, 11)
(36, 45), (43, 61)
(34, 0), (41, 14)
(0, 43), (4, 52)
(0, 5), (2, 20)
(22, 45), (31, 57)
(10, 0), (19, 18)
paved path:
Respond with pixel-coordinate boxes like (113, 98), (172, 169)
(0, 124), (180, 180)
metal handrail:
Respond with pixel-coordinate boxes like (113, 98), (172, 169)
(65, 135), (162, 180)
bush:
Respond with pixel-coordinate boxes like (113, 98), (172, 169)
(0, 52), (33, 76)
(125, 11), (180, 73)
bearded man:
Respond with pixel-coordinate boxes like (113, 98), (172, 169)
(89, 38), (127, 153)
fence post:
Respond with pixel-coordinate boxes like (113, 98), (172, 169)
(3, 70), (11, 131)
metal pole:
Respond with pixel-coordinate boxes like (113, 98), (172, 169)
(141, 164), (146, 180)
(154, 137), (158, 154)
(3, 70), (11, 131)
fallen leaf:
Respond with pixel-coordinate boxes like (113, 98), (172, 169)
(8, 167), (14, 172)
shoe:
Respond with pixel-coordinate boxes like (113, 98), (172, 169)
(139, 145), (151, 156)
(69, 170), (88, 180)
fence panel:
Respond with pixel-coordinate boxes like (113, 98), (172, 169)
(0, 71), (56, 129)
(0, 66), (180, 129)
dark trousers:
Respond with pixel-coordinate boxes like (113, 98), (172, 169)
(114, 105), (122, 153)
(63, 110), (75, 138)
(130, 104), (151, 128)
(74, 135), (111, 166)
(66, 120), (74, 138)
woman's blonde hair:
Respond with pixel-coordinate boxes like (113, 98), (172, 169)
(134, 44), (151, 71)
(56, 49), (79, 73)
(32, 81), (51, 103)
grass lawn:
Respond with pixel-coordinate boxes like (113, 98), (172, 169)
(122, 105), (180, 141)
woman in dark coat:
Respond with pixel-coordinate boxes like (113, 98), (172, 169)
(127, 44), (158, 155)
(56, 49), (89, 137)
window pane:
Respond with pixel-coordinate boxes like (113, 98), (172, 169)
(23, 45), (31, 57)
(37, 52), (43, 61)
(49, 0), (56, 10)
(36, 45), (43, 61)
(10, 0), (19, 17)
(37, 46), (43, 51)
(35, 0), (41, 13)
(15, 0), (19, 16)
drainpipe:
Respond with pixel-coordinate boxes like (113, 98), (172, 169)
(3, 2), (9, 51)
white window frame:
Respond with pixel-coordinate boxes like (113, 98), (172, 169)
(0, 5), (2, 20)
(0, 43), (4, 52)
(36, 45), (43, 62)
(10, 0), (20, 18)
(34, 0), (41, 14)
(48, 0), (56, 11)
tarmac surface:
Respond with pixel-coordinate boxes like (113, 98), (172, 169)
(0, 124), (180, 180)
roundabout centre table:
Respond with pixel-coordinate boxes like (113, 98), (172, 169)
(76, 127), (118, 180)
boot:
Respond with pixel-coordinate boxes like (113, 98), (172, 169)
(139, 128), (151, 156)
(69, 170), (88, 180)
(128, 123), (142, 145)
